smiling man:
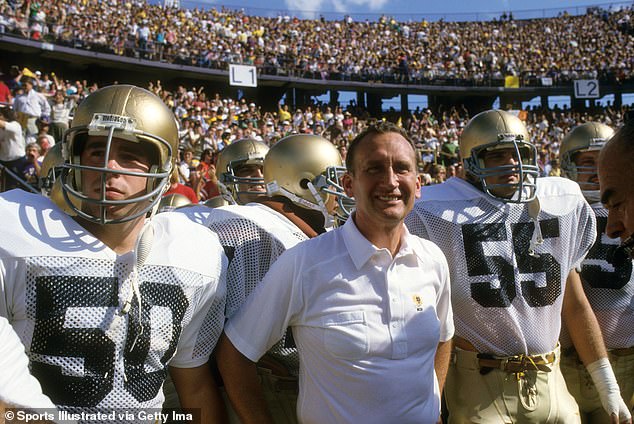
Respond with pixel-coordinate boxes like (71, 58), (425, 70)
(406, 110), (631, 423)
(215, 122), (454, 423)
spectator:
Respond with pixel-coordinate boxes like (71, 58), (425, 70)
(163, 169), (199, 204)
(49, 90), (73, 143)
(12, 76), (50, 138)
(0, 107), (26, 190)
(18, 142), (43, 187)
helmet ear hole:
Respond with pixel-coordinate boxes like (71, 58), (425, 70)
(299, 178), (311, 190)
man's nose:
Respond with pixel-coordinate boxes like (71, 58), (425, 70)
(605, 209), (625, 240)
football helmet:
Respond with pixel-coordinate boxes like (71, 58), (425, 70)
(560, 122), (613, 202)
(203, 194), (234, 208)
(157, 193), (192, 213)
(60, 85), (177, 224)
(215, 138), (269, 204)
(264, 134), (353, 228)
(461, 110), (539, 203)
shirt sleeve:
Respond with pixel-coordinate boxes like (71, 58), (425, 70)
(169, 238), (228, 368)
(224, 247), (304, 362)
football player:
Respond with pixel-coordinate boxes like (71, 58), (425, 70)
(180, 134), (352, 423)
(405, 110), (632, 423)
(559, 122), (634, 423)
(0, 85), (228, 422)
(215, 138), (269, 205)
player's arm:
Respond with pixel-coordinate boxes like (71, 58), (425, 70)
(215, 333), (274, 424)
(169, 364), (227, 424)
(562, 269), (632, 424)
(434, 340), (452, 394)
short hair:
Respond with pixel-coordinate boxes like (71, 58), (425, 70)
(26, 142), (42, 154)
(0, 106), (16, 122)
(346, 121), (416, 173)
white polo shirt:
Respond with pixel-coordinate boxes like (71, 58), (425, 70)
(225, 217), (454, 424)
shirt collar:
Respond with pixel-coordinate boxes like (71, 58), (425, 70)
(341, 214), (416, 270)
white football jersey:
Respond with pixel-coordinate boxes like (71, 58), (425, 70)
(575, 203), (634, 349)
(0, 190), (227, 418)
(180, 203), (309, 375)
(405, 177), (596, 356)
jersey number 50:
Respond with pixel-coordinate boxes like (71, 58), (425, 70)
(29, 276), (188, 407)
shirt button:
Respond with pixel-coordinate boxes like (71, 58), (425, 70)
(392, 297), (398, 302)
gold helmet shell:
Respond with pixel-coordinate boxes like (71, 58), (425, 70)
(215, 138), (269, 204)
(460, 110), (538, 203)
(560, 122), (613, 188)
(264, 134), (347, 227)
(202, 194), (234, 208)
(157, 193), (192, 213)
(60, 85), (178, 224)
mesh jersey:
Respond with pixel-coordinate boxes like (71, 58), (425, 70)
(0, 190), (227, 420)
(180, 203), (308, 375)
(405, 177), (596, 356)
(563, 203), (634, 349)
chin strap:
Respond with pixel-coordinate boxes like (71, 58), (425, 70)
(121, 221), (154, 381)
(527, 197), (543, 257)
(306, 180), (334, 230)
(266, 180), (334, 230)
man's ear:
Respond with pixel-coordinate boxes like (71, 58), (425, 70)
(415, 174), (422, 199)
(341, 172), (354, 197)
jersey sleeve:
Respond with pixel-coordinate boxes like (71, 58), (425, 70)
(209, 217), (288, 318)
(224, 247), (304, 362)
(169, 242), (228, 368)
(570, 197), (598, 271)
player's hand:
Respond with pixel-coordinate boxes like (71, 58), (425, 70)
(608, 399), (631, 423)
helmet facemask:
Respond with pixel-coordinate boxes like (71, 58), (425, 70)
(561, 140), (603, 203)
(61, 114), (173, 224)
(218, 156), (266, 204)
(465, 135), (539, 203)
(319, 166), (355, 225)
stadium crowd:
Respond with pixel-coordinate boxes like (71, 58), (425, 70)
(1, 64), (632, 197)
(0, 0), (633, 85)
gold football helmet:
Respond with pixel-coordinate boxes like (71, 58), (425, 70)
(60, 85), (177, 224)
(215, 138), (269, 204)
(460, 110), (538, 203)
(560, 122), (613, 202)
(157, 193), (192, 213)
(202, 194), (234, 208)
(264, 134), (352, 228)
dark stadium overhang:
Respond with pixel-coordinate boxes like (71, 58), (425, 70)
(0, 33), (576, 97)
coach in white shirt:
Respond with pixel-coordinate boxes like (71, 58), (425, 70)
(217, 121), (454, 424)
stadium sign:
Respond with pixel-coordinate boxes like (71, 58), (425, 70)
(574, 79), (600, 99)
(229, 64), (257, 88)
